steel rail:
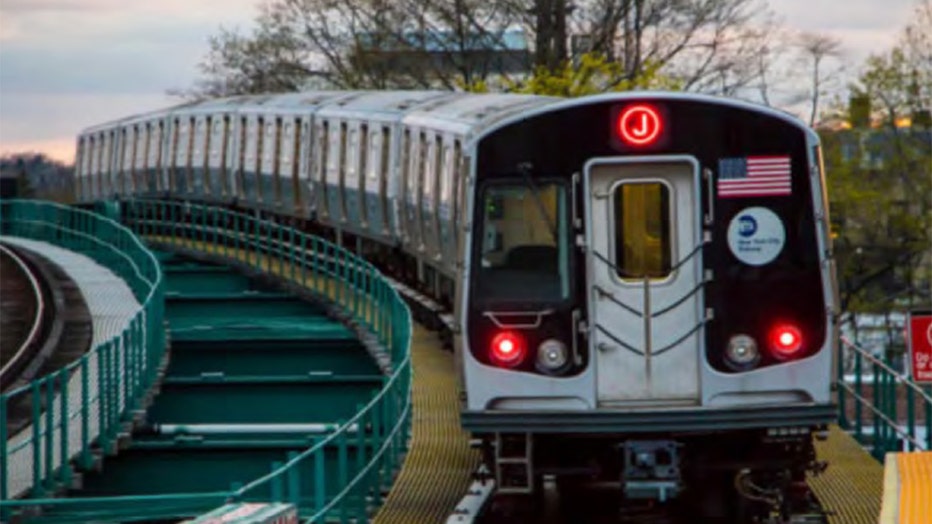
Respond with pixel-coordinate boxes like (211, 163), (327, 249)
(0, 243), (47, 382)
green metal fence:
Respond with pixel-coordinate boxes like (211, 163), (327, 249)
(0, 199), (165, 518)
(837, 336), (932, 459)
(3, 198), (413, 523)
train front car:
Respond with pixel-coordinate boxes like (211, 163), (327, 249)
(459, 92), (837, 521)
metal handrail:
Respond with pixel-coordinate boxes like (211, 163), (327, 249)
(1, 199), (165, 517)
(840, 337), (932, 404)
(12, 198), (412, 523)
(836, 335), (932, 456)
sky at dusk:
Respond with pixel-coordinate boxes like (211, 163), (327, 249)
(0, 0), (921, 163)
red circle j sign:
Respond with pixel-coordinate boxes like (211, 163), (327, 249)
(908, 310), (932, 384)
(617, 105), (662, 146)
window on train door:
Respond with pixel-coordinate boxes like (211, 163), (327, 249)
(612, 182), (672, 280)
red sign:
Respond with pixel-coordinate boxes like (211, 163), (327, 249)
(908, 311), (932, 384)
(617, 105), (662, 146)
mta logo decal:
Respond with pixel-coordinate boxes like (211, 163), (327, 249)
(738, 215), (757, 237)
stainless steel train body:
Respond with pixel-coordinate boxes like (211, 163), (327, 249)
(75, 90), (838, 519)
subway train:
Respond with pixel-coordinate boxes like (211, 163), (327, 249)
(74, 90), (839, 521)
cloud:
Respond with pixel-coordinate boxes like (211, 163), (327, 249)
(0, 0), (919, 164)
(0, 93), (175, 163)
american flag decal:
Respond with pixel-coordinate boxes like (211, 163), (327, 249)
(717, 155), (792, 198)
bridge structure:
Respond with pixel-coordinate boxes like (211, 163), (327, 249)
(1, 198), (929, 524)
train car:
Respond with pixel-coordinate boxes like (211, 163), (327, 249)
(458, 93), (838, 521)
(74, 89), (838, 521)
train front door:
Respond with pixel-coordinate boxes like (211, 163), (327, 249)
(585, 157), (705, 405)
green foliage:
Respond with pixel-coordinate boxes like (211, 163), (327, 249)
(501, 54), (682, 97)
(0, 153), (73, 202)
(822, 63), (931, 312)
(819, 1), (932, 315)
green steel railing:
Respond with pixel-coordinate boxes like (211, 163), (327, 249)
(2, 199), (413, 523)
(837, 336), (932, 459)
(0, 200), (165, 519)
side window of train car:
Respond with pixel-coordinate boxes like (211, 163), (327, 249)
(379, 126), (391, 227)
(186, 116), (196, 187)
(104, 131), (113, 194)
(134, 124), (146, 190)
(220, 116), (231, 196)
(451, 140), (463, 241)
(339, 122), (350, 217)
(440, 139), (453, 215)
(345, 123), (358, 195)
(298, 120), (311, 201)
(273, 117), (284, 204)
(286, 118), (300, 209)
(255, 116), (266, 201)
(326, 121), (342, 189)
(169, 118), (180, 191)
(417, 132), (429, 209)
(357, 124), (369, 222)
(237, 116), (249, 199)
(612, 182), (672, 280)
(125, 127), (136, 193)
(365, 125), (380, 198)
(99, 132), (108, 194)
(402, 129), (413, 207)
(431, 135), (443, 213)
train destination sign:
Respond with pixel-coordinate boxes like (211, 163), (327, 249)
(616, 104), (663, 146)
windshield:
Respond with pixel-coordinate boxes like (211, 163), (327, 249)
(474, 182), (570, 304)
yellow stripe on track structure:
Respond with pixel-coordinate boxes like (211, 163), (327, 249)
(372, 324), (480, 524)
(808, 425), (884, 524)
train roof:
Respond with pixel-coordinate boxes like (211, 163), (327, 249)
(402, 93), (557, 136)
(78, 90), (816, 145)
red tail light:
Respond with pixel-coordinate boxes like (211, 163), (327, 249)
(490, 331), (526, 367)
(769, 324), (803, 359)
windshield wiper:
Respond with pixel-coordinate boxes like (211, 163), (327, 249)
(516, 162), (558, 242)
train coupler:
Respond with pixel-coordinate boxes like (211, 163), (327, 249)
(621, 440), (682, 502)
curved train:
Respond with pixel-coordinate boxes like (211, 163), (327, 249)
(75, 90), (839, 521)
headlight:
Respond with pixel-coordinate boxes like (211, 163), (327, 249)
(725, 334), (760, 369)
(536, 338), (569, 373)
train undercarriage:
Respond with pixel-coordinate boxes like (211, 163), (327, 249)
(477, 428), (830, 524)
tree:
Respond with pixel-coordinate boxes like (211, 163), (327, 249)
(566, 0), (781, 96)
(797, 32), (843, 127)
(821, 0), (932, 318)
(499, 52), (680, 96)
(0, 153), (75, 203)
(183, 0), (785, 99)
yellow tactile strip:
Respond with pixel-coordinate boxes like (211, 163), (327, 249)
(808, 425), (884, 524)
(372, 325), (481, 524)
(896, 452), (932, 524)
